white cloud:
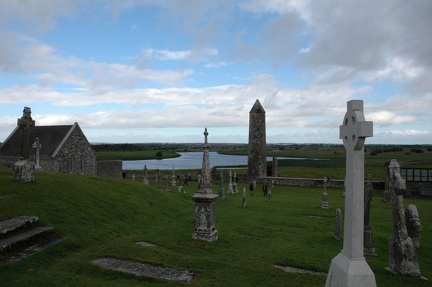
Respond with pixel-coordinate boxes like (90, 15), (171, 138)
(366, 111), (417, 126)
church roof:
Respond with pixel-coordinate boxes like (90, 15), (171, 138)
(0, 124), (75, 158)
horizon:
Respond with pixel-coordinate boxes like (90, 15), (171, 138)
(1, 1), (431, 145)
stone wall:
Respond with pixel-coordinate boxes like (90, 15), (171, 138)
(97, 160), (123, 178)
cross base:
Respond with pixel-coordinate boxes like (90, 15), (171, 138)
(326, 251), (376, 287)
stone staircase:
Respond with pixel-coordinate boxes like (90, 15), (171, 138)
(0, 216), (58, 262)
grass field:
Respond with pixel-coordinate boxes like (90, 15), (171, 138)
(0, 167), (431, 286)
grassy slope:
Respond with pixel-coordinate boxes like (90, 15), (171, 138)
(0, 168), (431, 286)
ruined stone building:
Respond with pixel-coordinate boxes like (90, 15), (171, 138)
(0, 107), (97, 176)
(247, 99), (266, 180)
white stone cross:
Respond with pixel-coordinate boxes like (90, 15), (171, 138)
(326, 100), (376, 286)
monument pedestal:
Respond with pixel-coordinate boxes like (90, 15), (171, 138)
(192, 193), (218, 242)
(13, 159), (35, 182)
(326, 251), (376, 286)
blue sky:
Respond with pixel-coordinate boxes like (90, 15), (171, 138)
(0, 0), (431, 144)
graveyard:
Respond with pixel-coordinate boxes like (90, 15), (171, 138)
(0, 165), (431, 286)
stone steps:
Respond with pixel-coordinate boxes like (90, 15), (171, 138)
(0, 216), (57, 261)
(0, 216), (38, 239)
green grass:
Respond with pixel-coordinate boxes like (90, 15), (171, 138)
(0, 168), (431, 286)
(221, 147), (432, 181)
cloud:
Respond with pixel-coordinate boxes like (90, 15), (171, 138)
(0, 0), (76, 31)
(367, 111), (417, 126)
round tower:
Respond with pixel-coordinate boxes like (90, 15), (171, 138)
(247, 99), (266, 180)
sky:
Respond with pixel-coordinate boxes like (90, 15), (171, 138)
(0, 0), (431, 144)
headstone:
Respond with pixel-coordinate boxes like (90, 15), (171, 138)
(242, 187), (247, 208)
(132, 174), (135, 181)
(228, 170), (234, 194)
(233, 172), (238, 193)
(178, 186), (183, 193)
(267, 189), (272, 202)
(405, 204), (421, 249)
(142, 165), (149, 185)
(325, 100), (376, 287)
(32, 137), (43, 171)
(218, 169), (225, 199)
(191, 128), (218, 242)
(334, 209), (342, 241)
(387, 159), (420, 277)
(12, 160), (35, 182)
(364, 174), (376, 255)
(321, 177), (329, 209)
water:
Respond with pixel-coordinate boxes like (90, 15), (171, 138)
(122, 152), (308, 170)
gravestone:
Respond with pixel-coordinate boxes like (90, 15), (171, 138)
(321, 177), (329, 209)
(325, 100), (376, 287)
(142, 165), (149, 185)
(132, 174), (135, 181)
(405, 204), (421, 249)
(227, 170), (234, 194)
(334, 209), (342, 241)
(387, 159), (420, 277)
(32, 137), (43, 171)
(242, 187), (247, 208)
(233, 172), (238, 193)
(191, 128), (218, 242)
(364, 174), (376, 255)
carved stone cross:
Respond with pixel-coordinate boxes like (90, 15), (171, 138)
(17, 107), (35, 159)
(326, 100), (376, 287)
(339, 100), (373, 151)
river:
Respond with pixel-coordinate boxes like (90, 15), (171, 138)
(122, 152), (308, 170)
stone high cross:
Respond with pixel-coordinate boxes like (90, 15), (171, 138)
(326, 100), (376, 286)
(17, 107), (35, 159)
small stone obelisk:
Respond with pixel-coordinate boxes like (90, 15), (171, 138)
(325, 100), (376, 287)
(191, 128), (218, 242)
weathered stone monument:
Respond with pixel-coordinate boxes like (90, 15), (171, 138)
(387, 159), (421, 277)
(364, 174), (376, 255)
(321, 177), (329, 209)
(232, 172), (238, 193)
(325, 100), (376, 287)
(247, 99), (266, 181)
(242, 187), (247, 208)
(32, 137), (43, 171)
(191, 128), (218, 242)
(405, 204), (421, 249)
(13, 107), (36, 182)
(227, 170), (234, 194)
